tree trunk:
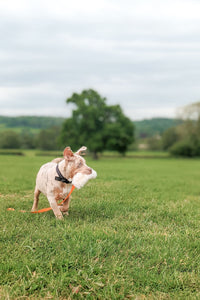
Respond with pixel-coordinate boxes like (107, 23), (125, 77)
(93, 151), (98, 160)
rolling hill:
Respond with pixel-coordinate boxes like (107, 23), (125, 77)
(134, 118), (182, 138)
(0, 115), (181, 138)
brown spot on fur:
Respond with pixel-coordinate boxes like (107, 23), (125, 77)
(60, 182), (65, 189)
(53, 187), (64, 201)
(69, 165), (77, 178)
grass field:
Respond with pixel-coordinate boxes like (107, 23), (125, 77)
(0, 154), (200, 299)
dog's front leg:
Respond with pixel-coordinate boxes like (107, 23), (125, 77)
(47, 194), (63, 220)
(59, 196), (71, 215)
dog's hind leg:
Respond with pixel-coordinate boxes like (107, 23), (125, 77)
(31, 187), (41, 212)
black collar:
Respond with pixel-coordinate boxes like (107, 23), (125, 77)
(55, 164), (72, 184)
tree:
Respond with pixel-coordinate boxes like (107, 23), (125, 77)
(177, 101), (200, 120)
(20, 129), (36, 149)
(162, 127), (179, 150)
(0, 130), (21, 149)
(59, 89), (134, 158)
(169, 101), (200, 157)
(147, 135), (162, 150)
(36, 127), (61, 150)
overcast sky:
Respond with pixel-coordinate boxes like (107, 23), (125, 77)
(1, 0), (200, 120)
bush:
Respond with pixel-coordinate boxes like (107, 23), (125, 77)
(20, 130), (36, 149)
(35, 127), (61, 150)
(162, 127), (179, 150)
(0, 150), (24, 155)
(147, 136), (162, 151)
(170, 140), (196, 157)
(192, 140), (200, 156)
(0, 130), (21, 149)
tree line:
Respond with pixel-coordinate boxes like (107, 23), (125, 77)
(1, 90), (200, 158)
(0, 89), (135, 157)
(163, 102), (200, 157)
(0, 116), (65, 150)
(0, 116), (64, 129)
(134, 118), (182, 138)
(140, 102), (200, 157)
(0, 127), (61, 150)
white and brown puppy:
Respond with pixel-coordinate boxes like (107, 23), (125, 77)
(32, 146), (97, 219)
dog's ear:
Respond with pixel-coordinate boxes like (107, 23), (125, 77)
(76, 146), (87, 156)
(63, 147), (74, 160)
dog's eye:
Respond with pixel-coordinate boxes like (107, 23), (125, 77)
(78, 162), (83, 168)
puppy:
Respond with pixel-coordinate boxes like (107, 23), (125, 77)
(32, 146), (97, 219)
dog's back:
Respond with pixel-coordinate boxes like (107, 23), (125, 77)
(52, 157), (63, 164)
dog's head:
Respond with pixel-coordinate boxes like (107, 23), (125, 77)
(63, 146), (97, 189)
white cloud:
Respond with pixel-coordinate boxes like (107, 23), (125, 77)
(0, 0), (200, 119)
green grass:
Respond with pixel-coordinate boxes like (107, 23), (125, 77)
(101, 150), (170, 158)
(0, 126), (41, 134)
(0, 155), (200, 299)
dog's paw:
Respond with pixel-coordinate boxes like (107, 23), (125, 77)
(56, 214), (64, 220)
(63, 211), (69, 216)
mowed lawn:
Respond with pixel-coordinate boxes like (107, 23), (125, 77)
(0, 154), (200, 299)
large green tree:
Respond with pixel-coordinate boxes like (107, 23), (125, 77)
(59, 89), (134, 158)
